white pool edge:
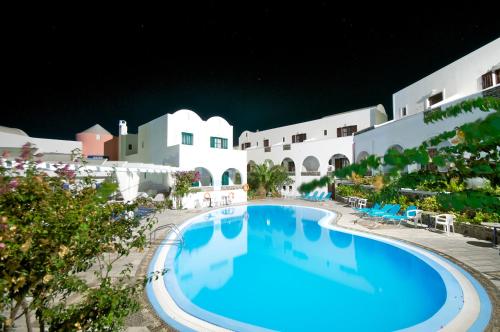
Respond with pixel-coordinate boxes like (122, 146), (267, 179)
(147, 204), (490, 332)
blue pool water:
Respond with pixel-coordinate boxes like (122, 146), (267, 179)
(157, 205), (470, 331)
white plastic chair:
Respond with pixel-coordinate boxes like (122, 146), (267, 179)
(407, 209), (423, 228)
(348, 197), (358, 207)
(357, 198), (368, 209)
(434, 214), (455, 234)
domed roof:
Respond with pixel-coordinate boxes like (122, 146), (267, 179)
(0, 126), (28, 136)
(80, 124), (112, 135)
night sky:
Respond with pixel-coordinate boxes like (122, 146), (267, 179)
(3, 5), (500, 143)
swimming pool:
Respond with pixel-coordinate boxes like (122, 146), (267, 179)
(147, 205), (491, 331)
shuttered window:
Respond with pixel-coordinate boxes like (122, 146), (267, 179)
(181, 132), (193, 145)
(210, 137), (228, 149)
(428, 92), (443, 107)
(292, 133), (306, 143)
(337, 125), (357, 137)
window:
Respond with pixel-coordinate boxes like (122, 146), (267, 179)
(292, 133), (306, 143)
(241, 142), (251, 150)
(482, 72), (493, 89)
(141, 141), (144, 148)
(282, 137), (285, 142)
(182, 132), (193, 145)
(400, 106), (407, 117)
(324, 130), (327, 136)
(337, 125), (357, 137)
(210, 137), (228, 149)
(128, 144), (132, 150)
(96, 134), (101, 141)
(263, 139), (269, 147)
(495, 69), (500, 85)
(428, 92), (443, 107)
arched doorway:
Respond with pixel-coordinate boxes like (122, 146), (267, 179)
(193, 167), (213, 186)
(328, 154), (350, 171)
(281, 157), (296, 175)
(222, 168), (242, 186)
(384, 144), (405, 173)
(247, 160), (256, 173)
(264, 159), (274, 167)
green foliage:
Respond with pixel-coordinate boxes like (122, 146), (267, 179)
(248, 163), (293, 196)
(423, 96), (500, 123)
(0, 144), (162, 331)
(417, 196), (441, 212)
(298, 176), (331, 194)
(335, 184), (368, 199)
(172, 171), (199, 209)
(330, 97), (499, 214)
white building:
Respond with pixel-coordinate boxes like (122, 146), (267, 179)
(119, 109), (248, 207)
(354, 37), (500, 169)
(0, 125), (82, 161)
(239, 105), (388, 195)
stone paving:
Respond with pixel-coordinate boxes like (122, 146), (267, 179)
(11, 198), (500, 331)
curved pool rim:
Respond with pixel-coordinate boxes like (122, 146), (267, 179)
(146, 204), (492, 332)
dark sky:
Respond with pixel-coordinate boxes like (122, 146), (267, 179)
(3, 5), (500, 142)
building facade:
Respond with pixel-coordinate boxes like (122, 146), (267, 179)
(76, 124), (118, 161)
(119, 109), (248, 207)
(0, 125), (82, 161)
(239, 105), (388, 195)
(354, 37), (500, 169)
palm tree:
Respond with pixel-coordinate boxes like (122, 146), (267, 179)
(249, 163), (293, 196)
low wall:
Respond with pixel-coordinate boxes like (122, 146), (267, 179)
(178, 189), (247, 209)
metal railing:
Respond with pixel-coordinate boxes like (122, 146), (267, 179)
(149, 223), (184, 246)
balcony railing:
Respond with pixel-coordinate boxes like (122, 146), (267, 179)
(301, 171), (321, 176)
(287, 171), (295, 176)
(264, 147), (271, 152)
(283, 144), (291, 151)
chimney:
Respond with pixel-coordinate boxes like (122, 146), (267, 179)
(119, 120), (128, 135)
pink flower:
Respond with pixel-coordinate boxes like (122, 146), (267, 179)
(1, 150), (10, 158)
(0, 243), (5, 250)
(20, 143), (32, 161)
(15, 163), (24, 171)
(8, 179), (18, 189)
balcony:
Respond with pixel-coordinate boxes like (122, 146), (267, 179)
(301, 171), (321, 176)
(283, 144), (291, 151)
(264, 147), (271, 152)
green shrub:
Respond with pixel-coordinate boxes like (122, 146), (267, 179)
(417, 196), (440, 212)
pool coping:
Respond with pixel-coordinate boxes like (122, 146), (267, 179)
(137, 203), (498, 331)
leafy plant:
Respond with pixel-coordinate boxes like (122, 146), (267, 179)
(0, 144), (163, 331)
(172, 171), (200, 209)
(302, 97), (500, 215)
(248, 163), (293, 197)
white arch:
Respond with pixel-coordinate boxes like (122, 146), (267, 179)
(328, 154), (350, 171)
(281, 157), (296, 173)
(356, 151), (370, 163)
(302, 156), (320, 172)
(264, 159), (274, 167)
(171, 109), (203, 123)
(206, 116), (230, 127)
(194, 167), (213, 186)
(221, 168), (243, 185)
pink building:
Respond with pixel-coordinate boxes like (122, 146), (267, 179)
(76, 124), (118, 160)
